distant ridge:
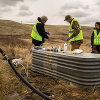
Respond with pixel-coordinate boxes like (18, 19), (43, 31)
(0, 20), (93, 40)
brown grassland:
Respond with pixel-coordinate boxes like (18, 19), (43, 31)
(0, 20), (100, 100)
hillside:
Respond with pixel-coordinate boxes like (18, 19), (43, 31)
(1, 20), (99, 100)
(0, 20), (93, 52)
(0, 20), (93, 39)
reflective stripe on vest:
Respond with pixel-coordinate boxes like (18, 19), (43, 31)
(94, 29), (100, 45)
(31, 21), (42, 41)
(69, 19), (83, 42)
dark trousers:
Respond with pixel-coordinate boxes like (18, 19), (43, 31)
(32, 38), (42, 46)
(92, 45), (100, 54)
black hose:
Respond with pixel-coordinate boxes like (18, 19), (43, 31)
(0, 48), (53, 100)
(8, 58), (53, 100)
(0, 48), (5, 56)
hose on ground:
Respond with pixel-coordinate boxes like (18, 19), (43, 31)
(8, 58), (53, 100)
(0, 48), (53, 100)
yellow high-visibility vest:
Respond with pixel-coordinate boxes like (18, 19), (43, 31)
(31, 21), (42, 41)
(94, 29), (100, 45)
(69, 18), (83, 42)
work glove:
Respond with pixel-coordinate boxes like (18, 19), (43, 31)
(67, 37), (71, 41)
(91, 45), (92, 48)
(47, 32), (50, 35)
(47, 36), (49, 39)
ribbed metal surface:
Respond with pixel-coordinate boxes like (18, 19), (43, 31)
(32, 49), (100, 88)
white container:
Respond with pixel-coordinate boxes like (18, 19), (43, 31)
(64, 43), (67, 52)
(58, 46), (61, 52)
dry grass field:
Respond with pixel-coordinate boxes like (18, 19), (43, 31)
(0, 20), (100, 100)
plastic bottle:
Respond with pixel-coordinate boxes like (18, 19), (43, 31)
(53, 45), (57, 52)
(58, 46), (61, 52)
(64, 43), (67, 52)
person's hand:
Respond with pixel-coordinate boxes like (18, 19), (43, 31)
(47, 36), (49, 39)
(47, 32), (50, 35)
(67, 37), (71, 41)
(91, 45), (92, 48)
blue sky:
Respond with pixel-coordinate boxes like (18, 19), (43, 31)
(0, 0), (100, 26)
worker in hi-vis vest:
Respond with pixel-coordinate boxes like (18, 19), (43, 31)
(31, 16), (50, 47)
(64, 15), (83, 51)
(91, 22), (100, 54)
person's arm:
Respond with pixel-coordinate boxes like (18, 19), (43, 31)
(91, 31), (94, 46)
(36, 23), (48, 39)
(70, 21), (80, 38)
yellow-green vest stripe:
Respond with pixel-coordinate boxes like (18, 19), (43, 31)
(94, 29), (100, 45)
(69, 19), (83, 42)
(31, 21), (42, 41)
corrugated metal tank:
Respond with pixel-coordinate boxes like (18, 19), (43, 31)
(32, 49), (100, 88)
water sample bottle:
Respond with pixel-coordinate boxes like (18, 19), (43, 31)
(64, 43), (67, 52)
